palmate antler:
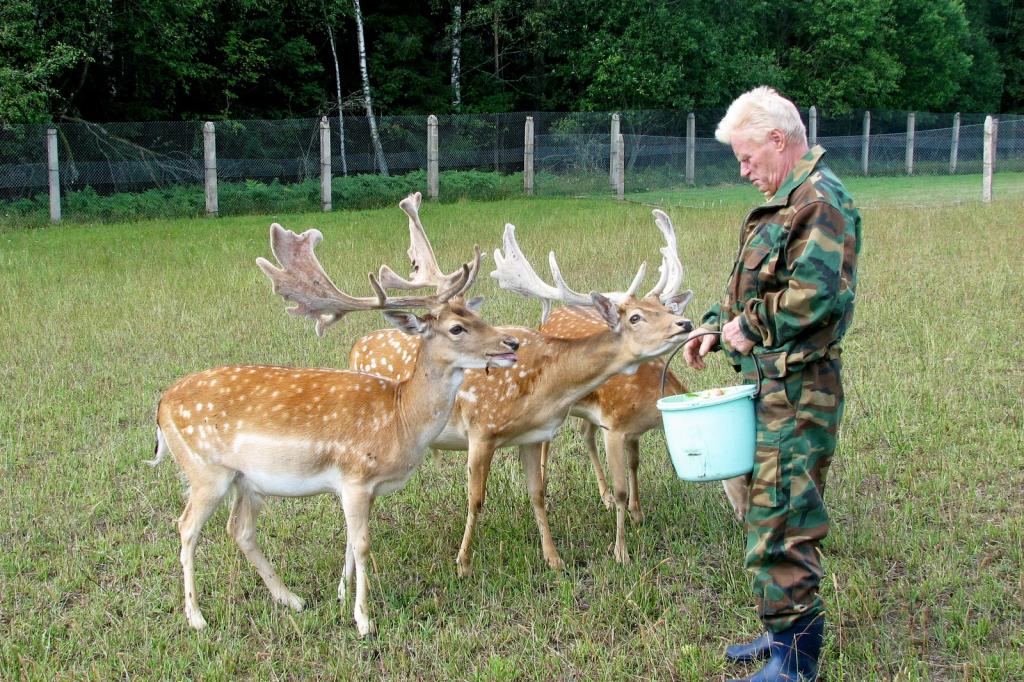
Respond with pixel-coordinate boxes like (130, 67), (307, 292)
(490, 209), (685, 323)
(256, 222), (481, 336)
(644, 209), (685, 300)
(376, 192), (469, 292)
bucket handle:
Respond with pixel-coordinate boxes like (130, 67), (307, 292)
(660, 330), (762, 399)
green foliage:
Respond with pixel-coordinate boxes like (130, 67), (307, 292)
(0, 171), (525, 227)
(2, 0), (1021, 123)
(0, 0), (90, 122)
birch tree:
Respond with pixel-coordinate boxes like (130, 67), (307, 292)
(352, 0), (388, 175)
(451, 1), (462, 111)
(322, 0), (348, 176)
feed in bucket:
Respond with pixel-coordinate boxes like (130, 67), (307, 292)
(657, 384), (757, 481)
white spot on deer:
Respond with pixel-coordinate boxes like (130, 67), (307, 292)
(272, 390), (280, 398)
(185, 425), (194, 435)
(206, 402), (213, 411)
(195, 403), (203, 412)
(458, 389), (477, 404)
(180, 408), (191, 419)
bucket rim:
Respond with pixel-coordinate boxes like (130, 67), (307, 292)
(657, 383), (757, 412)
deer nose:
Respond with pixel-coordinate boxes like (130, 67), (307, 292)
(677, 320), (694, 333)
(503, 338), (520, 352)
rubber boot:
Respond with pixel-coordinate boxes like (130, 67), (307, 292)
(725, 631), (772, 663)
(728, 614), (824, 682)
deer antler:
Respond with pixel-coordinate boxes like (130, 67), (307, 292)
(490, 223), (646, 323)
(377, 192), (469, 292)
(644, 209), (685, 300)
(256, 223), (479, 336)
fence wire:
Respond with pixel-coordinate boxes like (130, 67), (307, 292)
(1, 110), (1021, 215)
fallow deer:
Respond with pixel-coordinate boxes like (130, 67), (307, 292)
(149, 214), (518, 636)
(536, 210), (688, 529)
(349, 195), (694, 572)
(539, 214), (750, 526)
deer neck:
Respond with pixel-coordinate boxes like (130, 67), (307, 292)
(539, 328), (638, 397)
(394, 341), (466, 445)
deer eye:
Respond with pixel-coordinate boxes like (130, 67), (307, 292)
(449, 324), (466, 335)
(628, 313), (643, 324)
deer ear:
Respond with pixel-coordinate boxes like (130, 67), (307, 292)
(383, 311), (429, 336)
(591, 292), (621, 330)
(662, 290), (694, 315)
(466, 296), (485, 312)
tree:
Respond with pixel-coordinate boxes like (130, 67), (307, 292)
(322, 0), (350, 175)
(0, 0), (100, 122)
(451, 2), (463, 111)
(352, 0), (388, 174)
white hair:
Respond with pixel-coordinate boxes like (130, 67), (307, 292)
(715, 86), (807, 146)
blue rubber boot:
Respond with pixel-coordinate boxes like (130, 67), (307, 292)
(725, 631), (772, 663)
(728, 614), (824, 682)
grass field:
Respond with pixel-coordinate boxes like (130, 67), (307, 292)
(1, 174), (1022, 680)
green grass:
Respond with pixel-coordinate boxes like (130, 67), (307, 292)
(1, 179), (1022, 679)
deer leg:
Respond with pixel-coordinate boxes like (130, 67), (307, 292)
(540, 440), (550, 490)
(340, 486), (375, 637)
(339, 530), (355, 604)
(226, 487), (304, 612)
(582, 420), (613, 509)
(722, 474), (751, 524)
(604, 430), (632, 564)
(177, 474), (233, 629)
(625, 436), (645, 523)
(457, 439), (495, 577)
(519, 442), (565, 571)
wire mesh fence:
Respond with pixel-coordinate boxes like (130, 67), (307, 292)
(1, 109), (1021, 222)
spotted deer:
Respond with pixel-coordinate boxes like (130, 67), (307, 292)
(349, 195), (694, 572)
(536, 210), (689, 527)
(149, 215), (518, 636)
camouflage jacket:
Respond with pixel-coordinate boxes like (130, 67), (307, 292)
(699, 146), (861, 376)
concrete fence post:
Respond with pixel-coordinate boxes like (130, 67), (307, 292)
(949, 112), (960, 174)
(610, 113), (621, 189)
(685, 112), (695, 186)
(203, 122), (218, 217)
(47, 128), (60, 223)
(861, 111), (871, 176)
(906, 112), (916, 175)
(808, 106), (817, 146)
(524, 116), (534, 196)
(615, 133), (624, 200)
(983, 115), (994, 203)
(427, 115), (439, 199)
(320, 117), (332, 212)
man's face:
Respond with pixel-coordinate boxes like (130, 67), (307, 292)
(731, 129), (788, 197)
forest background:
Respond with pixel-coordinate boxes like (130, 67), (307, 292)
(2, 0), (1023, 125)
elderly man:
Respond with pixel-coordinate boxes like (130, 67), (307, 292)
(683, 87), (861, 681)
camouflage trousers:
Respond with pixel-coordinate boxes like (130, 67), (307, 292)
(741, 354), (844, 634)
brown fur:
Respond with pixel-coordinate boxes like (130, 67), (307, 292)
(155, 304), (517, 636)
(350, 295), (692, 573)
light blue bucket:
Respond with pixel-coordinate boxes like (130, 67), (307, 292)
(657, 384), (757, 482)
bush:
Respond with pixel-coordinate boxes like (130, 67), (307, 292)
(1, 169), (574, 228)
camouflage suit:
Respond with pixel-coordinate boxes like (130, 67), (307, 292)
(697, 146), (861, 633)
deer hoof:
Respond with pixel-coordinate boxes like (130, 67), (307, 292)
(186, 608), (208, 630)
(601, 492), (614, 510)
(356, 618), (377, 638)
(630, 507), (645, 524)
(277, 591), (304, 612)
